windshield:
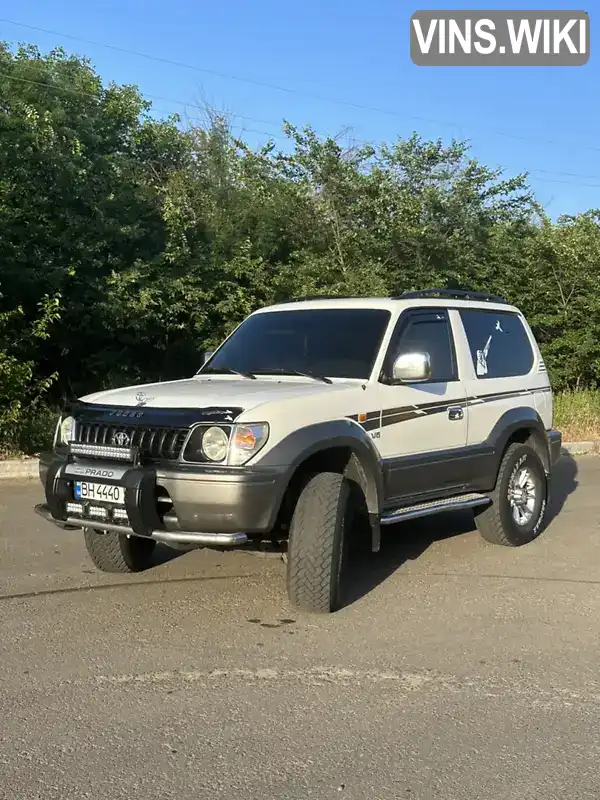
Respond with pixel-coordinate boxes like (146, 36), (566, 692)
(201, 308), (391, 380)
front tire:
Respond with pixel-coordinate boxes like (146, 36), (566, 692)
(83, 528), (157, 573)
(474, 443), (547, 546)
(286, 471), (351, 613)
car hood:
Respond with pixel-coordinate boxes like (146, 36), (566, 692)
(79, 376), (355, 414)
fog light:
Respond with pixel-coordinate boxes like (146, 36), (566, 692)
(66, 502), (83, 515)
(88, 506), (108, 519)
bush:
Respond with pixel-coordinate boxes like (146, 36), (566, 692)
(0, 405), (57, 458)
(0, 296), (61, 455)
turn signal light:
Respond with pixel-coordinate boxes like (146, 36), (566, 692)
(232, 425), (257, 450)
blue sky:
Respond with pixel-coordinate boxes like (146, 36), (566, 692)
(1, 0), (597, 217)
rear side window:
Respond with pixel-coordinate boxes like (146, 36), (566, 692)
(459, 309), (534, 379)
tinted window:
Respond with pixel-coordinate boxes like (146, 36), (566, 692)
(203, 308), (391, 380)
(459, 310), (534, 379)
(391, 311), (457, 382)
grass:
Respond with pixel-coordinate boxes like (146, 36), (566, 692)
(0, 390), (597, 458)
(553, 389), (600, 443)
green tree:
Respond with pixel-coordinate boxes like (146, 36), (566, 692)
(2, 39), (599, 455)
(0, 43), (188, 397)
(523, 212), (600, 389)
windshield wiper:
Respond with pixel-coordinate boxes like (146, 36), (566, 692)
(200, 366), (257, 380)
(254, 369), (332, 384)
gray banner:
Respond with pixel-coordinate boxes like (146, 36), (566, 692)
(410, 10), (590, 66)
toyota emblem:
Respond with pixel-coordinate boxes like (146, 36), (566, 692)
(135, 391), (154, 406)
(113, 431), (131, 447)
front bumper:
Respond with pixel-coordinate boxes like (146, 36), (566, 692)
(37, 452), (287, 546)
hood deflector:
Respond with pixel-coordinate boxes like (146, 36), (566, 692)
(71, 403), (246, 427)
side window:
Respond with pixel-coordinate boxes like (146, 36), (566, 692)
(388, 311), (457, 382)
(459, 310), (534, 379)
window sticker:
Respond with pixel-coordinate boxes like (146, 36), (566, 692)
(476, 335), (492, 376)
(475, 320), (506, 376)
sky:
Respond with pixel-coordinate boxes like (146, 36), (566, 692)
(0, 0), (598, 218)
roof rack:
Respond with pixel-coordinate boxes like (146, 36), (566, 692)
(282, 295), (364, 303)
(398, 288), (508, 304)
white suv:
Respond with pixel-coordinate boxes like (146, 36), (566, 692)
(36, 289), (562, 613)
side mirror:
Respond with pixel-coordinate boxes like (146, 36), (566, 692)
(392, 352), (431, 383)
(203, 350), (215, 365)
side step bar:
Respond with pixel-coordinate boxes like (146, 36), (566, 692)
(35, 504), (248, 547)
(380, 493), (490, 526)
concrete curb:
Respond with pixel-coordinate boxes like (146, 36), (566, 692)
(561, 441), (600, 456)
(0, 441), (597, 480)
(0, 458), (40, 480)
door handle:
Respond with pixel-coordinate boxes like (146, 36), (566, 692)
(448, 405), (464, 421)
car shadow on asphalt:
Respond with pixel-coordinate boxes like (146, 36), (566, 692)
(339, 452), (579, 611)
(151, 543), (195, 567)
(545, 451), (579, 524)
(340, 511), (474, 610)
(147, 453), (580, 605)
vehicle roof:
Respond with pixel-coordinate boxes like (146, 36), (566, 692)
(256, 296), (521, 315)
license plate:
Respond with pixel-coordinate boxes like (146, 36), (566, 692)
(74, 482), (125, 505)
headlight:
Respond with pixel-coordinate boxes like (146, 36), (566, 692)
(228, 423), (269, 466)
(182, 422), (269, 465)
(201, 426), (229, 462)
(56, 415), (75, 446)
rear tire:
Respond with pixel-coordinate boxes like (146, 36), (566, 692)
(286, 471), (351, 613)
(474, 443), (547, 546)
(83, 528), (157, 573)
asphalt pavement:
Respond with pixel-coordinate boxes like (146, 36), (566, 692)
(1, 452), (599, 799)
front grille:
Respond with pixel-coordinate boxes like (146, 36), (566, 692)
(75, 422), (188, 461)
